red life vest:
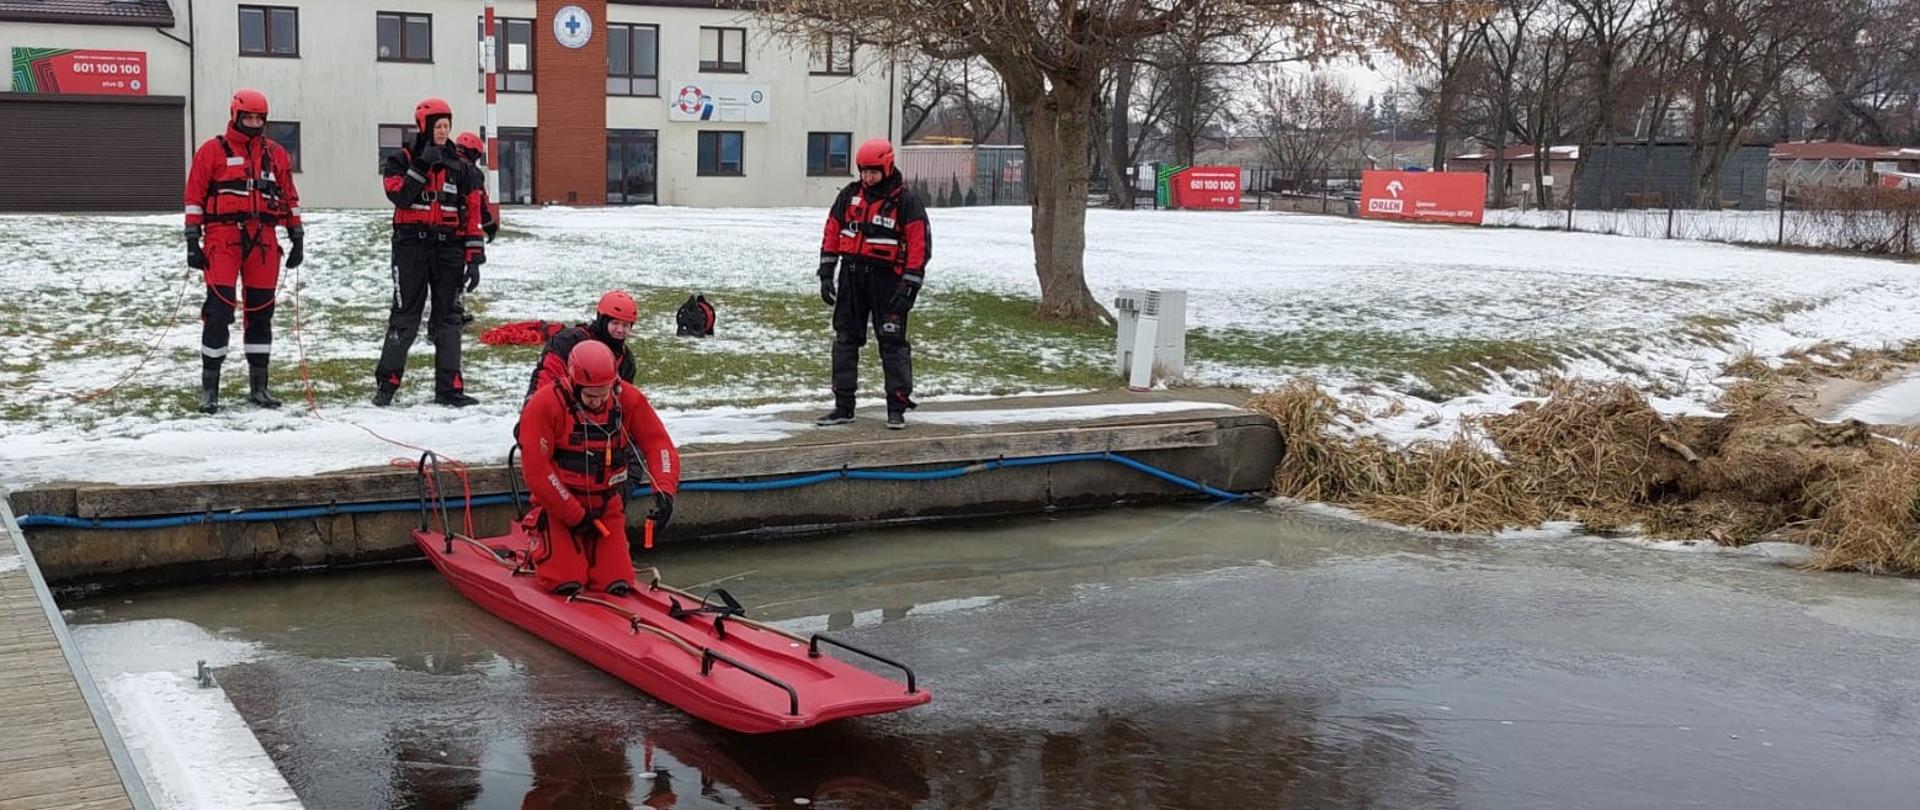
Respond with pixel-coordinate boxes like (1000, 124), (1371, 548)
(546, 387), (633, 494)
(832, 185), (910, 266)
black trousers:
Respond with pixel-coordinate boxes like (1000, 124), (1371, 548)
(831, 262), (914, 411)
(200, 286), (275, 373)
(375, 233), (468, 396)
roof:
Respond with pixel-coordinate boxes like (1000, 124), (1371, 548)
(1768, 141), (1900, 161)
(1453, 144), (1581, 161)
(0, 0), (174, 26)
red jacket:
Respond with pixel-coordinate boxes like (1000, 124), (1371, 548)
(184, 124), (301, 231)
(382, 142), (485, 258)
(518, 381), (680, 528)
(820, 173), (930, 285)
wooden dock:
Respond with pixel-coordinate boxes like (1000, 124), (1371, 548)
(0, 498), (150, 810)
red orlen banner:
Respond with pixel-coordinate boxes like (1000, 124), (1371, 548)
(1359, 170), (1486, 225)
(9, 48), (149, 96)
(1171, 166), (1242, 210)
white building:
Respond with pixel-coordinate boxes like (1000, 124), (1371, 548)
(0, 0), (900, 210)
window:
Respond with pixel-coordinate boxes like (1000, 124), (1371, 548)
(497, 128), (536, 205)
(477, 17), (535, 93)
(807, 132), (851, 176)
(699, 27), (746, 72)
(377, 12), (432, 62)
(809, 33), (853, 76)
(239, 6), (298, 57)
(378, 123), (419, 169)
(607, 130), (658, 204)
(606, 23), (659, 96)
(265, 122), (301, 172)
(697, 131), (744, 176)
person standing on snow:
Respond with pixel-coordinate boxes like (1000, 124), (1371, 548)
(372, 97), (486, 407)
(452, 132), (499, 244)
(523, 290), (638, 402)
(184, 89), (303, 413)
(517, 341), (680, 596)
(816, 138), (931, 430)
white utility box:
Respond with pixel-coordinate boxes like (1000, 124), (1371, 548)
(1113, 289), (1187, 390)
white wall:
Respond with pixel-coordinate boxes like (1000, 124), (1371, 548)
(168, 1), (895, 209)
(604, 5), (897, 208)
(189, 0), (541, 209)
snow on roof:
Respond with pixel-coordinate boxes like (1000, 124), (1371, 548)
(1453, 144), (1579, 161)
(1768, 141), (1901, 161)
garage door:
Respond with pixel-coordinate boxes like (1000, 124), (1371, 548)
(0, 94), (183, 212)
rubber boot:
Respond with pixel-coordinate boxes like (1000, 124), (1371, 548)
(886, 410), (907, 430)
(198, 369), (220, 414)
(247, 367), (281, 409)
(815, 405), (855, 426)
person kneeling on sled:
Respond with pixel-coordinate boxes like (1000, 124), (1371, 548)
(523, 290), (638, 402)
(517, 341), (679, 596)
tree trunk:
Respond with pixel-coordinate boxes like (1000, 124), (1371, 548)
(1009, 76), (1110, 325)
(1107, 60), (1135, 209)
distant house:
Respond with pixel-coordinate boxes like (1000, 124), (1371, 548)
(1768, 141), (1905, 191)
(1450, 145), (1580, 205)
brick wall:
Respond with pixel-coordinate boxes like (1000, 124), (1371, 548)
(535, 0), (607, 205)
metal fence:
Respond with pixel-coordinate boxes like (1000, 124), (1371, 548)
(898, 145), (1030, 207)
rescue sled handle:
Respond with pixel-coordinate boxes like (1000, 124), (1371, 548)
(810, 634), (918, 694)
(573, 593), (802, 716)
(414, 451), (459, 553)
(702, 648), (801, 716)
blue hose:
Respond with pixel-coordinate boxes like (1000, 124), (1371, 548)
(16, 452), (1252, 531)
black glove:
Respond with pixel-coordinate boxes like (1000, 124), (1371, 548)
(285, 226), (304, 269)
(416, 144), (446, 168)
(186, 232), (207, 270)
(483, 222), (499, 243)
(649, 491), (675, 531)
(818, 258), (838, 306)
(463, 262), (480, 293)
(885, 278), (920, 315)
(570, 507), (605, 540)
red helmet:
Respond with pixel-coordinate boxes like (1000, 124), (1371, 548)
(568, 340), (619, 389)
(855, 138), (895, 178)
(230, 89), (269, 120)
(413, 97), (453, 131)
(454, 131), (484, 158)
(597, 290), (637, 323)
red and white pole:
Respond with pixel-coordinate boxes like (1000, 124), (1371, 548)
(483, 1), (501, 206)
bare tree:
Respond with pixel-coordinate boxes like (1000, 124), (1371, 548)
(1509, 6), (1583, 207)
(1396, 0), (1492, 168)
(900, 53), (958, 142)
(1676, 0), (1838, 207)
(1475, 0), (1547, 207)
(770, 0), (1398, 323)
(1100, 58), (1176, 207)
(1252, 68), (1364, 187)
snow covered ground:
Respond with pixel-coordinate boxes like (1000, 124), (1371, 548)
(6, 205), (1920, 486)
(1485, 207), (1917, 252)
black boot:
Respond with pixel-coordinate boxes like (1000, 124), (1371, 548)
(815, 405), (855, 426)
(886, 410), (907, 430)
(197, 369), (220, 414)
(247, 367), (281, 409)
(435, 391), (480, 408)
(371, 385), (396, 407)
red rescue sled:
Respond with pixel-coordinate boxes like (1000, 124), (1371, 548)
(410, 454), (929, 734)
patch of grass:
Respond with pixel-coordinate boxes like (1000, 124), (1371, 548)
(1190, 328), (1565, 400)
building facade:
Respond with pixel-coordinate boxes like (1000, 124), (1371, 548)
(0, 0), (899, 210)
